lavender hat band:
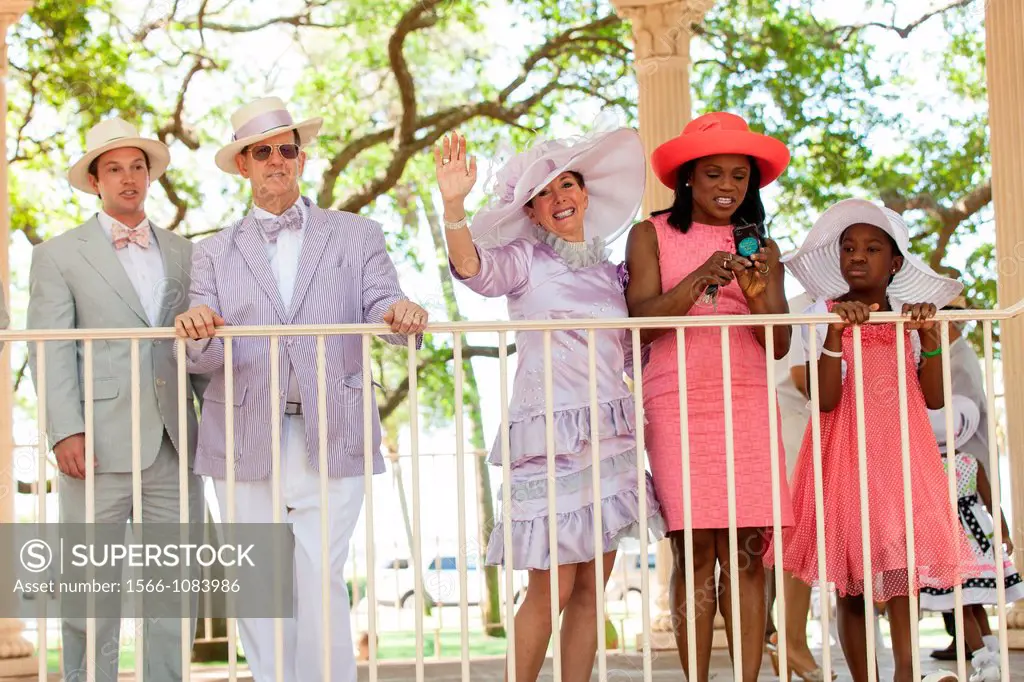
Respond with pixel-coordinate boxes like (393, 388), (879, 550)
(232, 110), (295, 142)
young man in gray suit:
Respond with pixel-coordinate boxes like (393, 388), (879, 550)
(27, 118), (205, 681)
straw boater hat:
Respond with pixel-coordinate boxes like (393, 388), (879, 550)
(650, 112), (791, 190)
(214, 96), (323, 174)
(67, 118), (170, 195)
(782, 198), (964, 309)
(469, 127), (646, 250)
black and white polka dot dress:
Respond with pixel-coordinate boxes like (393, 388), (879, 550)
(920, 453), (1024, 610)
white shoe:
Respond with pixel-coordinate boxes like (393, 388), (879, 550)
(968, 648), (1001, 682)
(922, 672), (958, 682)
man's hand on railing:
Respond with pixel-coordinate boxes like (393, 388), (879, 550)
(175, 304), (226, 340)
(53, 433), (96, 480)
(383, 300), (428, 335)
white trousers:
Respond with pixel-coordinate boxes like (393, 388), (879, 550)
(212, 414), (364, 682)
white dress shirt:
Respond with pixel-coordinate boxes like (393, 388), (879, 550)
(253, 198), (306, 404)
(98, 212), (165, 326)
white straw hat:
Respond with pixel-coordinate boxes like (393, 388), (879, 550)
(469, 127), (646, 249)
(67, 118), (170, 195)
(928, 395), (981, 454)
(215, 96), (323, 174)
(782, 198), (963, 309)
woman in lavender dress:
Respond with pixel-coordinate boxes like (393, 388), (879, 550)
(434, 128), (665, 682)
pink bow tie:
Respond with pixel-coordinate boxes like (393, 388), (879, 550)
(112, 222), (150, 250)
(258, 204), (302, 243)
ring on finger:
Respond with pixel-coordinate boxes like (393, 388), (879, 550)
(442, 158), (451, 165)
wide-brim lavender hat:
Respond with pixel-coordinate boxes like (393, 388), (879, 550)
(469, 127), (646, 250)
(782, 198), (963, 309)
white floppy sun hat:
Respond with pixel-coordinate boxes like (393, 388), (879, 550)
(782, 198), (963, 309)
(469, 127), (646, 250)
(67, 118), (171, 195)
(215, 96), (323, 175)
(928, 395), (981, 455)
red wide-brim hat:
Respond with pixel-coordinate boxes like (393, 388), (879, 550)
(651, 112), (791, 190)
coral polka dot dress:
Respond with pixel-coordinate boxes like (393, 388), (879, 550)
(765, 301), (979, 601)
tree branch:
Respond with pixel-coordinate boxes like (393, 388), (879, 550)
(882, 177), (992, 270)
(378, 343), (516, 421)
(158, 175), (189, 232)
(157, 53), (213, 150)
(389, 0), (444, 143)
(317, 14), (623, 211)
(12, 355), (29, 392)
(826, 0), (973, 40)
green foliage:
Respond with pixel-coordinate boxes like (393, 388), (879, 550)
(693, 0), (993, 340)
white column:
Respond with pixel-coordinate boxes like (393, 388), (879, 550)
(609, 0), (724, 651)
(985, 0), (1024, 650)
(0, 1), (39, 676)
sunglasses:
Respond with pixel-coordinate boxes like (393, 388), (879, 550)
(246, 143), (301, 161)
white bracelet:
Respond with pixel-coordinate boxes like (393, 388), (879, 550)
(444, 216), (468, 231)
(821, 347), (843, 359)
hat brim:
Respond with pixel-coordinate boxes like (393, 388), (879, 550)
(781, 198), (963, 309)
(651, 129), (790, 190)
(214, 117), (323, 175)
(469, 128), (646, 249)
(928, 394), (980, 454)
(67, 138), (171, 195)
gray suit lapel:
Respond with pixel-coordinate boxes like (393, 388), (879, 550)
(288, 199), (332, 322)
(78, 217), (149, 326)
(234, 215), (288, 322)
(151, 226), (188, 326)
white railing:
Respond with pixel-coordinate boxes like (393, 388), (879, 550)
(3, 303), (1022, 682)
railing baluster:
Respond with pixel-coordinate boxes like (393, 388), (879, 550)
(84, 338), (96, 682)
(407, 334), (425, 682)
(587, 328), (607, 680)
(224, 337), (238, 682)
(675, 327), (698, 679)
(720, 326), (743, 682)
(631, 327), (653, 682)
(269, 335), (285, 682)
(315, 334), (331, 682)
(895, 321), (920, 680)
(851, 326), (877, 682)
(34, 342), (47, 682)
(939, 321), (968, 682)
(543, 329), (562, 682)
(453, 332), (471, 681)
(766, 327), (788, 682)
(362, 333), (379, 682)
(499, 331), (517, 682)
(806, 322), (832, 681)
(984, 319), (1010, 682)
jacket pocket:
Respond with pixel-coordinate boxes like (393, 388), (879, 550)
(80, 378), (119, 401)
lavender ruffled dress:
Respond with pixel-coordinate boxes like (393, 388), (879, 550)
(452, 230), (666, 571)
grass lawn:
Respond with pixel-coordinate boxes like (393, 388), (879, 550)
(42, 630), (511, 672)
(39, 615), (957, 673)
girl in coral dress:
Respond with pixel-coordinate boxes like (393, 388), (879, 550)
(770, 198), (979, 682)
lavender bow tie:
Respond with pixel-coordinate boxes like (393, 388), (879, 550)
(257, 203), (302, 243)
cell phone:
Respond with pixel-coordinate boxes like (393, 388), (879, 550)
(733, 222), (765, 261)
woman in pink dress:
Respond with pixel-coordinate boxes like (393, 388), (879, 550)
(623, 112), (794, 682)
(770, 199), (979, 682)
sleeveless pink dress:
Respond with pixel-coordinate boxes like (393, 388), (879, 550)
(765, 301), (979, 600)
(642, 214), (793, 531)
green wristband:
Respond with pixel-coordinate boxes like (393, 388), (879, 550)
(921, 347), (942, 358)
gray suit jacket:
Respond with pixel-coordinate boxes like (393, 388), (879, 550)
(26, 216), (206, 473)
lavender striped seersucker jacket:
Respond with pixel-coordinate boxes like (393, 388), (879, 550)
(183, 196), (420, 481)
